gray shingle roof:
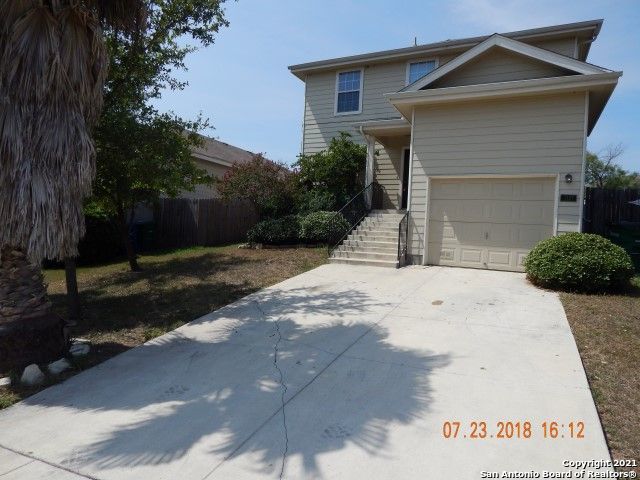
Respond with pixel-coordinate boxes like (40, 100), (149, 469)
(192, 135), (256, 166)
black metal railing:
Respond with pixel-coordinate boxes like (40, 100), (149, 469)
(397, 211), (410, 268)
(328, 181), (384, 257)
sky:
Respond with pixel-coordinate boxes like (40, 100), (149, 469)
(154, 0), (640, 170)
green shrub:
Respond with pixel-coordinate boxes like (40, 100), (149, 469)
(524, 233), (634, 292)
(297, 189), (337, 214)
(247, 215), (301, 245)
(300, 211), (349, 244)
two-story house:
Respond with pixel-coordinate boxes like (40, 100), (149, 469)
(289, 19), (620, 271)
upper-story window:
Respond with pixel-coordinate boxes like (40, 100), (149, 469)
(407, 60), (437, 85)
(335, 69), (363, 115)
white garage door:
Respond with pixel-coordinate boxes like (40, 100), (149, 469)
(427, 177), (556, 272)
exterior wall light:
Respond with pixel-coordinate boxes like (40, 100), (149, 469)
(565, 173), (573, 184)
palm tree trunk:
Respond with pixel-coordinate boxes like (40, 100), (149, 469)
(117, 208), (141, 272)
(64, 257), (81, 326)
(0, 247), (67, 372)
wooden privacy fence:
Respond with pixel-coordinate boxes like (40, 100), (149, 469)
(155, 198), (259, 249)
(582, 187), (640, 235)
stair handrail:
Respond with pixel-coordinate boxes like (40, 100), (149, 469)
(396, 210), (410, 267)
(328, 181), (383, 257)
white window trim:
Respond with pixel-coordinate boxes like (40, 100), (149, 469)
(334, 68), (364, 116)
(405, 58), (439, 86)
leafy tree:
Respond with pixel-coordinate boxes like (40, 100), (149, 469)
(91, 112), (212, 271)
(295, 132), (367, 211)
(217, 154), (298, 219)
(0, 2), (141, 365)
(585, 144), (640, 188)
(92, 0), (229, 271)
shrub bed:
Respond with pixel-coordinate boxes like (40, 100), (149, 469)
(247, 211), (350, 246)
(300, 211), (350, 244)
(247, 215), (301, 245)
(524, 232), (634, 292)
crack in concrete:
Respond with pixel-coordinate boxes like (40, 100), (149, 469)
(271, 312), (289, 480)
(0, 446), (99, 480)
(0, 459), (34, 478)
(251, 300), (289, 479)
(202, 268), (443, 480)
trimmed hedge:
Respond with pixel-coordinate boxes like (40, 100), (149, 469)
(300, 211), (350, 244)
(247, 215), (301, 245)
(524, 232), (634, 292)
(247, 211), (350, 245)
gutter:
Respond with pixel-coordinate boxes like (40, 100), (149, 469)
(385, 72), (622, 106)
(191, 152), (235, 168)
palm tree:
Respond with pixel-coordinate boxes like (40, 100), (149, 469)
(0, 1), (144, 371)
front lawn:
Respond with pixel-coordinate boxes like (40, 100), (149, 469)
(560, 276), (640, 472)
(1, 245), (327, 409)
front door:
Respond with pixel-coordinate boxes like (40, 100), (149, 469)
(401, 148), (410, 209)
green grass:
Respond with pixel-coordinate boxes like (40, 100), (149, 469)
(1, 245), (327, 409)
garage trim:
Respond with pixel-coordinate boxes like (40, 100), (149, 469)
(421, 173), (560, 266)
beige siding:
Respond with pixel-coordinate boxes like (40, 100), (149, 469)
(180, 158), (230, 199)
(301, 36), (578, 155)
(303, 55), (444, 154)
(532, 37), (577, 58)
(304, 63), (403, 153)
(408, 92), (586, 262)
(373, 135), (410, 209)
(430, 48), (573, 89)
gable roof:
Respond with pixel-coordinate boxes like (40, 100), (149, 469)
(288, 19), (602, 79)
(191, 135), (256, 168)
(401, 34), (611, 92)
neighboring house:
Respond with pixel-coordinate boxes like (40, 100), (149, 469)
(289, 19), (621, 271)
(133, 136), (255, 223)
(182, 135), (256, 199)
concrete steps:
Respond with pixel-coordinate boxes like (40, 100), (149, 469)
(329, 210), (404, 268)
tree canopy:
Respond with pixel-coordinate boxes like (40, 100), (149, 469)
(90, 0), (229, 270)
(294, 132), (367, 211)
(216, 154), (298, 219)
(585, 145), (639, 189)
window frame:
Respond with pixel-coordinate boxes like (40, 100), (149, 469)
(334, 68), (364, 116)
(405, 58), (439, 86)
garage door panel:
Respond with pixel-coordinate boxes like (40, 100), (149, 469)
(431, 222), (553, 248)
(516, 224), (553, 245)
(429, 221), (486, 245)
(431, 200), (554, 225)
(428, 244), (532, 271)
(431, 178), (555, 201)
(428, 243), (485, 268)
(427, 177), (555, 272)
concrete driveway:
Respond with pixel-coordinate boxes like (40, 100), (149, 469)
(0, 265), (610, 479)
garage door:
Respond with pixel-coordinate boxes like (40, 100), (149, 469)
(427, 177), (555, 272)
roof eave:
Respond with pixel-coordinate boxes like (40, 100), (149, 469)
(386, 72), (622, 128)
(288, 19), (603, 80)
(400, 34), (611, 92)
(191, 152), (234, 168)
